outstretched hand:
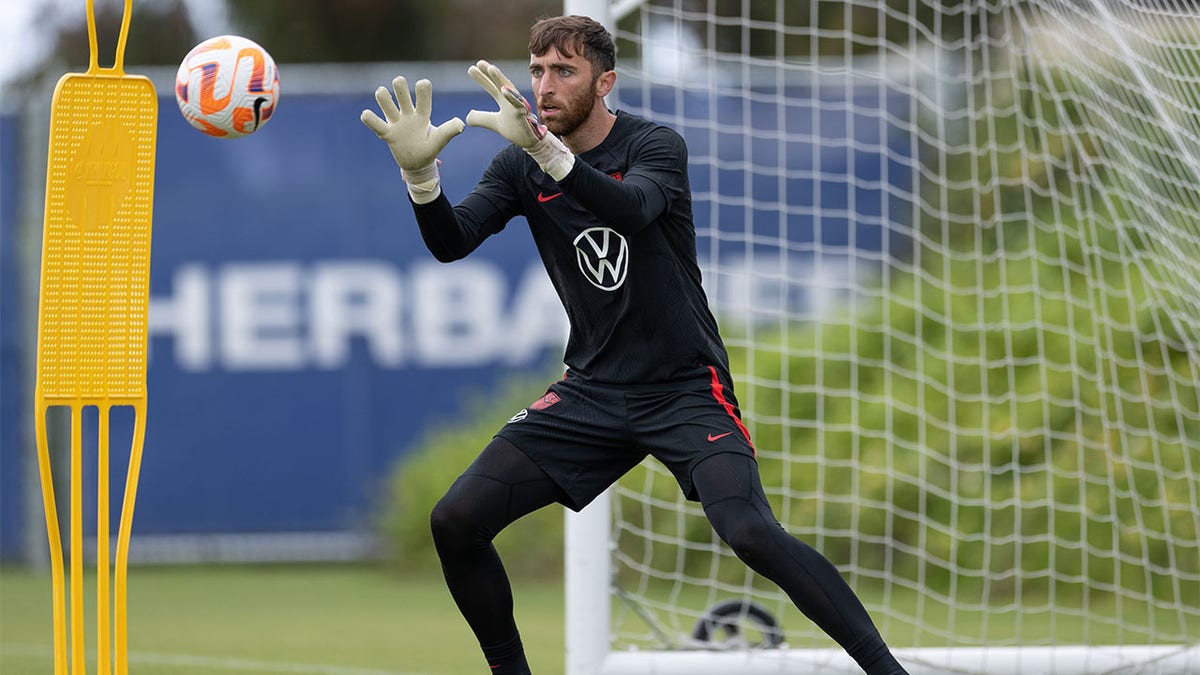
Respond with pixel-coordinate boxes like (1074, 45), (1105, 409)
(465, 60), (575, 180)
(465, 60), (547, 149)
(361, 76), (465, 174)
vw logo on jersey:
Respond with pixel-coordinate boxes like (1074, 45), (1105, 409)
(573, 227), (629, 291)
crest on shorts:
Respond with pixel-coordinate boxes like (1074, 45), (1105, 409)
(574, 227), (629, 291)
(530, 391), (561, 411)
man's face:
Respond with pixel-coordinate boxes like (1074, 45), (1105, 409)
(529, 46), (600, 137)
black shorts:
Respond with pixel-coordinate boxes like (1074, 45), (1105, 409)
(494, 365), (756, 511)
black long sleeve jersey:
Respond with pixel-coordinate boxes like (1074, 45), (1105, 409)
(412, 111), (730, 385)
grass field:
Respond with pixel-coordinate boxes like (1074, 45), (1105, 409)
(3, 564), (1194, 674)
(0, 565), (565, 675)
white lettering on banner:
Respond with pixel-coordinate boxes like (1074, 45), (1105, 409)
(310, 262), (404, 368)
(220, 263), (306, 371)
(147, 260), (567, 371)
(146, 265), (210, 370)
(411, 261), (505, 367)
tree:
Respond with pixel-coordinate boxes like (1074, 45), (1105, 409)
(223, 0), (562, 63)
(6, 0), (195, 90)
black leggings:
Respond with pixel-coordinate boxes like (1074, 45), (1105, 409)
(429, 437), (567, 655)
(429, 436), (905, 674)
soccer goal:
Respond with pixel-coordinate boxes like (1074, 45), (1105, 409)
(563, 0), (1200, 673)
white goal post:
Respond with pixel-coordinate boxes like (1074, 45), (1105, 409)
(563, 1), (1200, 674)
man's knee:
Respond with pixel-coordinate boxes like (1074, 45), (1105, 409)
(705, 502), (782, 564)
(430, 487), (489, 556)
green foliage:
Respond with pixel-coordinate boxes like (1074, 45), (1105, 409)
(377, 369), (567, 579)
(224, 0), (562, 63)
(708, 249), (1200, 603)
(616, 0), (1024, 60)
(45, 0), (196, 75)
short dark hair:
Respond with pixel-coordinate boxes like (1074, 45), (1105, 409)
(529, 15), (616, 79)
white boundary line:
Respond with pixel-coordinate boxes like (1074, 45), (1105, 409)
(1, 643), (431, 675)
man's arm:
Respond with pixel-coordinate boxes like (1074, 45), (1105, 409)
(409, 193), (473, 263)
(409, 192), (510, 263)
(409, 151), (521, 263)
(556, 127), (685, 236)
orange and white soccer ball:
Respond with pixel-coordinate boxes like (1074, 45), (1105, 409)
(175, 35), (280, 138)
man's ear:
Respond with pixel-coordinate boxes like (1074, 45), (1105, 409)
(596, 69), (617, 98)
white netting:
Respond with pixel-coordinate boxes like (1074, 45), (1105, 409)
(588, 0), (1200, 667)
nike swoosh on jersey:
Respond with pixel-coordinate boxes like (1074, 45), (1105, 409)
(707, 432), (734, 442)
(537, 191), (563, 202)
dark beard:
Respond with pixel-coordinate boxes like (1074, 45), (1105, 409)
(543, 94), (594, 137)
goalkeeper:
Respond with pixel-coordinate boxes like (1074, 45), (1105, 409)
(362, 14), (908, 675)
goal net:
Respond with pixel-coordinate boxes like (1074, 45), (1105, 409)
(563, 0), (1200, 673)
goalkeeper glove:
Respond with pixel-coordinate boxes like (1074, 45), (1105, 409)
(361, 76), (465, 204)
(465, 60), (575, 181)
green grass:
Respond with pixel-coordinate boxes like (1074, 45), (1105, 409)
(4, 565), (1194, 674)
(0, 564), (565, 675)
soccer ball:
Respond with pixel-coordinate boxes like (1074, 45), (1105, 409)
(175, 35), (280, 138)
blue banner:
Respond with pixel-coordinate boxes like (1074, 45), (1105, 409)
(1, 112), (23, 559)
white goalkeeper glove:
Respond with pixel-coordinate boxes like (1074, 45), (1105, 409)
(361, 76), (465, 204)
(465, 60), (575, 181)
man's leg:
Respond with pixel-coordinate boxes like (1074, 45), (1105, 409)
(691, 451), (908, 675)
(429, 436), (567, 675)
